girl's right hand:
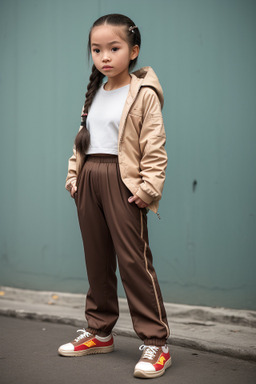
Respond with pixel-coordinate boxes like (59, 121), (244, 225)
(70, 184), (77, 198)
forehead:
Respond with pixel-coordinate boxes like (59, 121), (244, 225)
(90, 24), (127, 45)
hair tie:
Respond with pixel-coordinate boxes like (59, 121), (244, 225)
(81, 113), (88, 126)
(129, 25), (138, 33)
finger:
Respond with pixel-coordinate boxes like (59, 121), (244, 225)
(71, 187), (77, 198)
(128, 195), (136, 203)
(137, 199), (148, 208)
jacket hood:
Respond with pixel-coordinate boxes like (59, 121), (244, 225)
(131, 66), (164, 108)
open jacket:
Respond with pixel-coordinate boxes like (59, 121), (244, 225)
(65, 66), (168, 214)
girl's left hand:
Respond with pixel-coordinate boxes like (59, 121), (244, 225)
(128, 195), (149, 209)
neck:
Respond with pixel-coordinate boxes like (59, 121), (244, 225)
(104, 71), (131, 91)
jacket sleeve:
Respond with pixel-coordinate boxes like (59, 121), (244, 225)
(65, 144), (78, 191)
(65, 107), (85, 191)
(136, 88), (168, 205)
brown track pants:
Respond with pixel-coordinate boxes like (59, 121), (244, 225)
(75, 155), (170, 346)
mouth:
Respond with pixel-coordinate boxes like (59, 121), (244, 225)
(102, 66), (113, 70)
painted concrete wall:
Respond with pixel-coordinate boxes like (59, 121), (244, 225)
(0, 0), (255, 309)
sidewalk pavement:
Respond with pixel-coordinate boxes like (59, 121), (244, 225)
(0, 286), (256, 361)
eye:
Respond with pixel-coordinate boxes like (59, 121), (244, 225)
(93, 48), (100, 53)
(112, 47), (119, 52)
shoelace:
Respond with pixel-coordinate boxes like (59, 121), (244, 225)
(139, 345), (159, 360)
(74, 329), (92, 342)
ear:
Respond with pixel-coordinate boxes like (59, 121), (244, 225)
(130, 45), (140, 61)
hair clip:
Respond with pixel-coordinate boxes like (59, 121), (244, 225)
(129, 25), (138, 33)
(81, 113), (88, 117)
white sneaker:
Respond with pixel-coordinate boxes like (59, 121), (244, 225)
(58, 329), (114, 357)
(134, 344), (172, 378)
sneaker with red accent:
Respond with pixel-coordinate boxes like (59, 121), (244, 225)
(134, 345), (172, 378)
(58, 329), (114, 357)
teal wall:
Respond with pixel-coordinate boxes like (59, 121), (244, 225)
(1, 0), (255, 310)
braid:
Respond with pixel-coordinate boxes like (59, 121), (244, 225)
(74, 65), (104, 154)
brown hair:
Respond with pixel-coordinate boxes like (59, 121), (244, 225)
(74, 14), (141, 155)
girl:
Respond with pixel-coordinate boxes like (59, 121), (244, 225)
(58, 14), (171, 379)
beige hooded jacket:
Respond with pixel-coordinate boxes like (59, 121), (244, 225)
(65, 66), (168, 213)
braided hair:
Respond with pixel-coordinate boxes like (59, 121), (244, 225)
(74, 14), (141, 155)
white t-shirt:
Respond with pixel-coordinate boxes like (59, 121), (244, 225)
(86, 83), (130, 155)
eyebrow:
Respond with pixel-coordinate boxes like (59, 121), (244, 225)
(91, 41), (122, 47)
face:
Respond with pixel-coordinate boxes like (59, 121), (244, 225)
(90, 24), (139, 80)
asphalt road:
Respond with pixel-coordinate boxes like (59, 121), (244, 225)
(0, 316), (256, 384)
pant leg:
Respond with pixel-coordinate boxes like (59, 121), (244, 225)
(97, 158), (170, 346)
(75, 158), (119, 336)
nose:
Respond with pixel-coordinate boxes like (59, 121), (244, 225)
(102, 52), (110, 62)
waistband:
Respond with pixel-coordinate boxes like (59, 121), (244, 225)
(86, 154), (118, 163)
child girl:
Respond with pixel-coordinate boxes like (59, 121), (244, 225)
(58, 14), (171, 379)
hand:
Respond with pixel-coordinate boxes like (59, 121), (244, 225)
(128, 195), (149, 209)
(70, 184), (77, 198)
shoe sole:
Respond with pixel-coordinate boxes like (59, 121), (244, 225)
(134, 357), (172, 378)
(58, 344), (114, 357)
